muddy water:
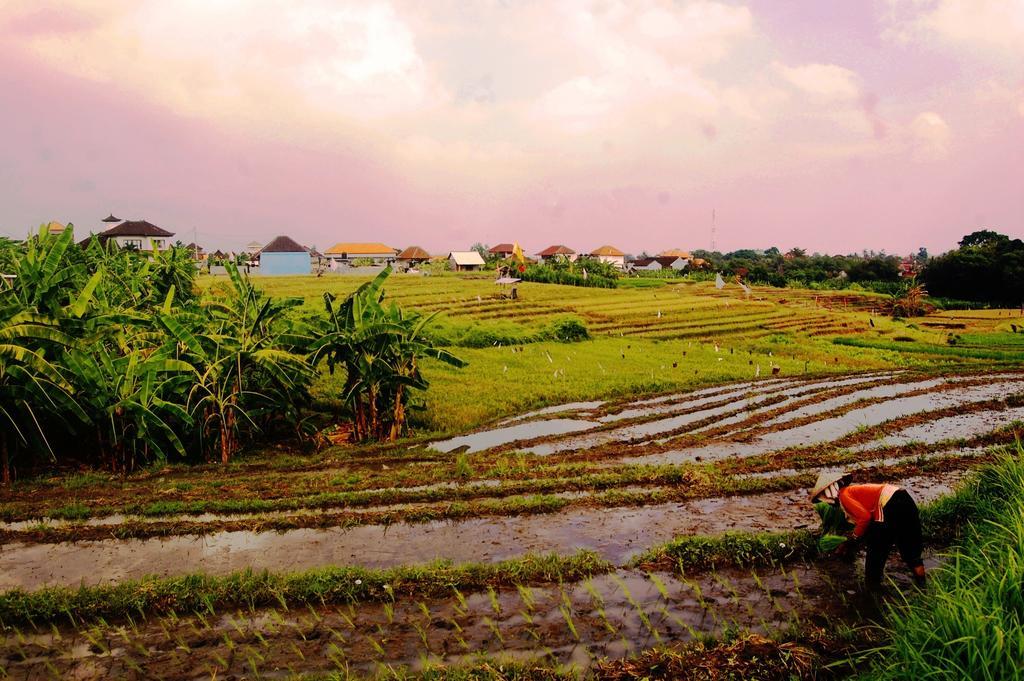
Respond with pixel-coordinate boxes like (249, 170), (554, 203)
(0, 471), (962, 592)
(631, 379), (1024, 466)
(433, 374), (897, 458)
(431, 418), (598, 454)
(526, 377), (868, 457)
(738, 449), (990, 481)
(499, 401), (605, 425)
(0, 556), (938, 680)
(853, 405), (1024, 450)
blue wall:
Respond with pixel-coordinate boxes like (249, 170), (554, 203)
(260, 252), (310, 275)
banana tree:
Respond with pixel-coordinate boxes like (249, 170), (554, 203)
(62, 344), (194, 472)
(164, 263), (312, 463)
(0, 308), (79, 483)
(310, 268), (465, 442)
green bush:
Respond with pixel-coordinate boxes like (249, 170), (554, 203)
(548, 316), (590, 342)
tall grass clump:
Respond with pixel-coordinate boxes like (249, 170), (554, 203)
(868, 450), (1024, 680)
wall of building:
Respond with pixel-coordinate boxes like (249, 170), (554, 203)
(112, 236), (168, 251)
(260, 252), (311, 275)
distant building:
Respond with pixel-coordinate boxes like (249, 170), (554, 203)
(589, 245), (626, 268)
(325, 242), (397, 265)
(259, 235), (310, 275)
(448, 251), (486, 271)
(244, 241), (264, 256)
(537, 245), (577, 263)
(95, 219), (174, 252)
(899, 257), (919, 278)
(397, 246), (431, 267)
(185, 242), (206, 260)
(658, 248), (692, 259)
(632, 256), (688, 271)
(488, 243), (516, 258)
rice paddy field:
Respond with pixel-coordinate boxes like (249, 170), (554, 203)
(3, 272), (1024, 679)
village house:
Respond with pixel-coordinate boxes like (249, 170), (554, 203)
(632, 255), (689, 271)
(537, 245), (577, 263)
(397, 246), (431, 268)
(185, 242), (206, 260)
(94, 218), (174, 253)
(589, 245), (626, 268)
(448, 251), (486, 271)
(658, 248), (692, 267)
(488, 243), (516, 259)
(325, 242), (398, 266)
(259, 235), (310, 275)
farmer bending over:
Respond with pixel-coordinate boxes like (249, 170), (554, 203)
(810, 471), (926, 589)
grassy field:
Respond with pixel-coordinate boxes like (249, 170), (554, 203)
(2, 274), (1022, 679)
(220, 272), (1022, 433)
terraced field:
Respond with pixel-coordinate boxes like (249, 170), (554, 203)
(2, 367), (1022, 678)
(251, 274), (875, 341)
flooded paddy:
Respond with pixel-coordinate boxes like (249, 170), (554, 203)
(0, 470), (961, 591)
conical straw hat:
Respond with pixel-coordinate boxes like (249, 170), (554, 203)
(810, 470), (850, 502)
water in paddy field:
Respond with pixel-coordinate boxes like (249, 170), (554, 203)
(0, 469), (962, 591)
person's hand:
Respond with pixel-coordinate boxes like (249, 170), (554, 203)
(833, 540), (855, 562)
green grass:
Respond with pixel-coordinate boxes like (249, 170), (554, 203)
(631, 530), (819, 571)
(834, 336), (1024, 362)
(0, 551), (611, 626)
(864, 451), (1024, 679)
(233, 272), (1022, 433)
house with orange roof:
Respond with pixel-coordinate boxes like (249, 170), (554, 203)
(325, 242), (398, 265)
(589, 245), (625, 268)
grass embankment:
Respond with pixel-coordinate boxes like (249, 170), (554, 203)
(864, 452), (1024, 679)
(0, 551), (610, 627)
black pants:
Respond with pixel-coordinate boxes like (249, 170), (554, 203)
(863, 489), (923, 586)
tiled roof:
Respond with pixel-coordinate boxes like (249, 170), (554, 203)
(398, 246), (430, 260)
(261, 235), (307, 253)
(98, 220), (174, 238)
(537, 245), (575, 256)
(325, 242), (397, 255)
(590, 245), (624, 256)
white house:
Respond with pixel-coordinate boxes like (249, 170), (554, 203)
(588, 245), (626, 268)
(95, 219), (174, 252)
(448, 251), (486, 271)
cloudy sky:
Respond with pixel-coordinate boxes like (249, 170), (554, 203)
(0, 0), (1021, 254)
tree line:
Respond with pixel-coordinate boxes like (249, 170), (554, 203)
(0, 227), (462, 482)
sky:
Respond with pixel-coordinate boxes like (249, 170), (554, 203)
(0, 0), (1021, 255)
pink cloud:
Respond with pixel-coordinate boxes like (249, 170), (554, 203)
(0, 1), (1020, 256)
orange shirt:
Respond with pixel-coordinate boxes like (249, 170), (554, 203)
(838, 484), (900, 538)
